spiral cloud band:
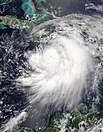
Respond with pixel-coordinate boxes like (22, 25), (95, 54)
(18, 35), (94, 108)
(16, 14), (103, 130)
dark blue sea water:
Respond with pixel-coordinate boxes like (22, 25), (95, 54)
(0, 0), (103, 131)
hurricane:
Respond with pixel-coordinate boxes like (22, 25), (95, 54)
(14, 14), (103, 131)
(1, 0), (103, 131)
(17, 32), (94, 109)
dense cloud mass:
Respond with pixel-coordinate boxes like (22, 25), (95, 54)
(0, 1), (103, 132)
(16, 14), (103, 131)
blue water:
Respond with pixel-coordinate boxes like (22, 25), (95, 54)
(22, 0), (35, 15)
(0, 0), (103, 131)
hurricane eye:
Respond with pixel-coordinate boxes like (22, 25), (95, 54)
(43, 48), (59, 64)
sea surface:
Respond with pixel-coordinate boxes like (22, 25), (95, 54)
(0, 0), (103, 132)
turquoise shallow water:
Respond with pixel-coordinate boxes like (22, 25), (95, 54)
(22, 0), (35, 15)
(0, 24), (7, 29)
(22, 3), (35, 15)
(21, 0), (53, 24)
(1, 1), (103, 132)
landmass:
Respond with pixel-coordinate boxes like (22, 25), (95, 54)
(0, 1), (103, 132)
(11, 103), (103, 132)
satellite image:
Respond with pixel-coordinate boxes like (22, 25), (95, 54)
(0, 0), (103, 132)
